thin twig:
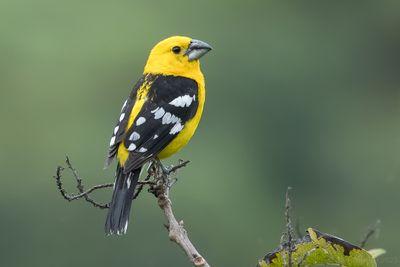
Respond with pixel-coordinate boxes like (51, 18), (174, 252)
(53, 156), (111, 209)
(133, 169), (152, 200)
(281, 187), (294, 267)
(168, 160), (190, 173)
(67, 183), (114, 200)
(66, 157), (111, 208)
(360, 220), (381, 248)
(137, 181), (156, 185)
(54, 156), (209, 266)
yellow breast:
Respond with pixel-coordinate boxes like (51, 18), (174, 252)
(117, 75), (205, 165)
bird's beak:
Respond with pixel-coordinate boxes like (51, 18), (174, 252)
(186, 39), (212, 61)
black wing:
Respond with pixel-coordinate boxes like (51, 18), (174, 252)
(105, 75), (154, 167)
(122, 75), (199, 173)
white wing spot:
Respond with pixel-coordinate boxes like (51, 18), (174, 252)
(154, 107), (165, 119)
(128, 143), (136, 151)
(171, 114), (180, 124)
(170, 122), (184, 134)
(127, 177), (131, 189)
(153, 134), (158, 139)
(119, 113), (125, 122)
(109, 136), (116, 146)
(138, 147), (147, 153)
(124, 221), (128, 233)
(151, 107), (159, 113)
(114, 126), (119, 135)
(169, 95), (195, 107)
(136, 117), (146, 126)
(121, 100), (127, 111)
(162, 112), (172, 124)
(129, 132), (140, 141)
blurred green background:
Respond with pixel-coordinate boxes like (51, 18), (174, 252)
(1, 0), (400, 266)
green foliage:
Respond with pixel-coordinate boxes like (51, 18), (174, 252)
(257, 228), (384, 267)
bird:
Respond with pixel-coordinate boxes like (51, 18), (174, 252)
(104, 36), (212, 235)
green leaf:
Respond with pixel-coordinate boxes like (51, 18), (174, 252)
(257, 228), (379, 267)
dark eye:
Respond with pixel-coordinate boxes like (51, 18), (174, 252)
(172, 46), (181, 54)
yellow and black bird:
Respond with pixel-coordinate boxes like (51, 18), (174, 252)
(104, 36), (212, 235)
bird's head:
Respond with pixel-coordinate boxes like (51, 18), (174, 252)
(144, 36), (212, 79)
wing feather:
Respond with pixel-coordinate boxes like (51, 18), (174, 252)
(104, 76), (146, 167)
(122, 75), (199, 173)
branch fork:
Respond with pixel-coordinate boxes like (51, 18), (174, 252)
(54, 156), (210, 267)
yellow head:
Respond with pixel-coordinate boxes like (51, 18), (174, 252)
(143, 36), (212, 80)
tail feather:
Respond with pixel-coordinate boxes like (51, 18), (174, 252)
(105, 164), (140, 235)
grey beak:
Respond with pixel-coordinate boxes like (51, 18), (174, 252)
(186, 39), (212, 61)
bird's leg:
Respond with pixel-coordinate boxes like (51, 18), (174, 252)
(148, 159), (189, 196)
(146, 158), (170, 197)
(154, 158), (180, 188)
(146, 160), (157, 177)
(155, 158), (170, 174)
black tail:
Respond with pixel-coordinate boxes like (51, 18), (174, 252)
(105, 165), (141, 235)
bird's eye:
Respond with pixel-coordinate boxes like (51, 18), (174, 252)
(172, 46), (181, 54)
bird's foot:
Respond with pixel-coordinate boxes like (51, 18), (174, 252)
(149, 158), (189, 191)
(150, 158), (171, 187)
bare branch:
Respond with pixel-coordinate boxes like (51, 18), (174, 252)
(168, 160), (190, 173)
(53, 156), (111, 209)
(68, 183), (114, 200)
(279, 187), (294, 267)
(54, 157), (209, 266)
(149, 160), (210, 267)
